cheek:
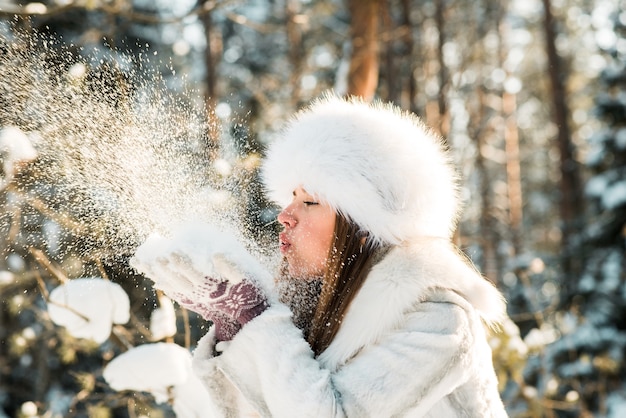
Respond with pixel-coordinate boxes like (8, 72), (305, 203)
(286, 209), (335, 276)
(308, 220), (335, 267)
(318, 228), (334, 256)
(320, 216), (336, 251)
(306, 226), (332, 260)
(292, 226), (332, 273)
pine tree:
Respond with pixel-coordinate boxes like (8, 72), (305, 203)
(537, 8), (626, 416)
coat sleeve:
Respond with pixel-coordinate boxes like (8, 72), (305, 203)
(193, 300), (476, 418)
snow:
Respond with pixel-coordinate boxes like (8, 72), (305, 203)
(600, 250), (622, 292)
(131, 221), (271, 297)
(0, 126), (38, 185)
(47, 278), (130, 343)
(609, 395), (626, 418)
(585, 143), (605, 167)
(42, 220), (62, 255)
(602, 180), (626, 210)
(558, 358), (594, 378)
(0, 270), (14, 286)
(501, 317), (528, 356)
(584, 129), (610, 167)
(103, 342), (191, 402)
(170, 371), (216, 418)
(103, 342), (214, 416)
(45, 385), (73, 417)
(585, 173), (608, 198)
(558, 311), (580, 335)
(212, 157), (232, 176)
(585, 173), (626, 210)
(6, 253), (25, 272)
(616, 128), (626, 149)
(524, 324), (559, 350)
(150, 294), (177, 340)
(20, 401), (37, 417)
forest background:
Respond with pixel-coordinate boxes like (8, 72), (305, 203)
(0, 0), (625, 417)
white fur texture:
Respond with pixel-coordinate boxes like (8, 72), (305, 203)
(318, 238), (507, 371)
(192, 239), (508, 417)
(262, 94), (460, 243)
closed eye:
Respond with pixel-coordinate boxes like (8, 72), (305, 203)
(303, 201), (319, 206)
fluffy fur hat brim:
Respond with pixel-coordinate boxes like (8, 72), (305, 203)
(262, 93), (460, 244)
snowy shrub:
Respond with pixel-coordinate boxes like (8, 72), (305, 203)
(47, 278), (131, 344)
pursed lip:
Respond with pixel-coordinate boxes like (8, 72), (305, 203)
(279, 232), (291, 254)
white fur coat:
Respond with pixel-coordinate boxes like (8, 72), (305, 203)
(192, 239), (508, 417)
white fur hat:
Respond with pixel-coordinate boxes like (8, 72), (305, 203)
(261, 94), (461, 245)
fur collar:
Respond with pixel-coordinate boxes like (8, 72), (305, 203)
(318, 238), (506, 371)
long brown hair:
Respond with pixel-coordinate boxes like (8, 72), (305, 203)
(307, 214), (381, 356)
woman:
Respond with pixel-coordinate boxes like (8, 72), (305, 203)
(133, 94), (508, 417)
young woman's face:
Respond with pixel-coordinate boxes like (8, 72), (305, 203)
(277, 186), (336, 278)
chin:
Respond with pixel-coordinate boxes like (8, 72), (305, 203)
(289, 266), (324, 281)
(287, 266), (305, 279)
(286, 264), (312, 280)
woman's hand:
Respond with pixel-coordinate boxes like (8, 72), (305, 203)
(130, 226), (269, 341)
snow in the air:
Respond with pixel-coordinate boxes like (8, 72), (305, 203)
(131, 221), (272, 297)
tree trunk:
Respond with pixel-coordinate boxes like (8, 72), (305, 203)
(503, 90), (523, 255)
(434, 0), (449, 137)
(400, 0), (418, 114)
(346, 0), (381, 101)
(382, 3), (398, 103)
(200, 1), (222, 157)
(474, 86), (499, 282)
(286, 0), (304, 106)
(541, 0), (584, 279)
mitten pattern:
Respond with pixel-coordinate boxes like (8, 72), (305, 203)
(130, 224), (270, 341)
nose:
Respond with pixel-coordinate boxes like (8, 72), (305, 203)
(277, 205), (296, 228)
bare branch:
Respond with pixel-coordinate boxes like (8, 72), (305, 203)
(29, 247), (68, 284)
